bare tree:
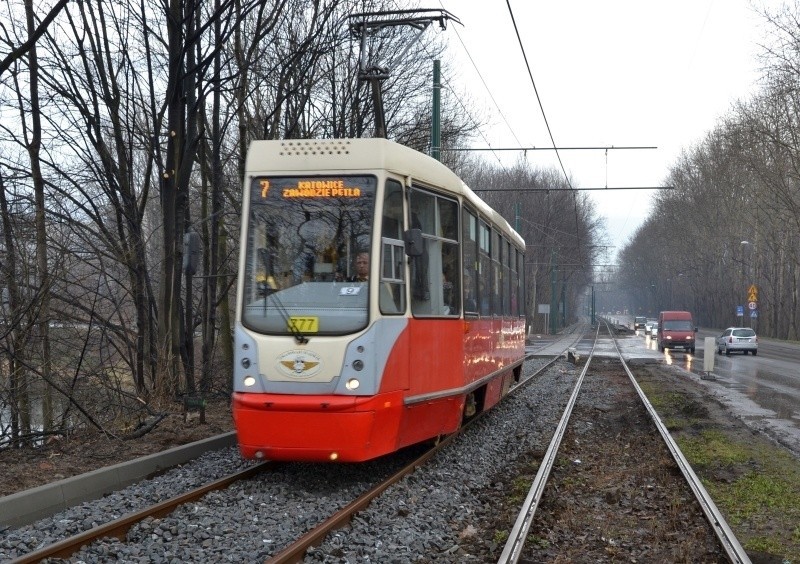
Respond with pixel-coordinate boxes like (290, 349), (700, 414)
(0, 170), (32, 444)
(0, 0), (526, 447)
(23, 0), (54, 432)
(0, 0), (68, 76)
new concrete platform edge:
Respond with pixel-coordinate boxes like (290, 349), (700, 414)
(0, 431), (237, 528)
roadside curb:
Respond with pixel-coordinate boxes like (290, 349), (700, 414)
(0, 431), (237, 528)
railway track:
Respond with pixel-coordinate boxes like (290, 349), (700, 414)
(265, 344), (582, 563)
(6, 452), (426, 563)
(4, 322), (752, 562)
(3, 351), (569, 563)
(9, 463), (272, 563)
(499, 320), (749, 563)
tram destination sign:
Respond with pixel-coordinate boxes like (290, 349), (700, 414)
(258, 178), (363, 199)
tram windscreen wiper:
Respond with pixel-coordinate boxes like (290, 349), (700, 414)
(266, 291), (309, 344)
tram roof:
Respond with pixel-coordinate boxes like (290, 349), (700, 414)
(246, 138), (524, 247)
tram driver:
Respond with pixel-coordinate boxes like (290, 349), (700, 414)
(349, 252), (369, 282)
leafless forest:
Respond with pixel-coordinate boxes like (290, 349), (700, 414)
(0, 0), (796, 447)
(615, 4), (800, 340)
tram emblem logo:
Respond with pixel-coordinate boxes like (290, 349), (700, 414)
(276, 350), (322, 378)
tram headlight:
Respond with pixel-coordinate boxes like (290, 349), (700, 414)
(244, 376), (256, 387)
(345, 378), (360, 390)
(352, 359), (364, 371)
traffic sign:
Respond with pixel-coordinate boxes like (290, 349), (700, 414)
(736, 305), (744, 316)
(750, 309), (758, 318)
(748, 301), (757, 310)
(748, 284), (758, 302)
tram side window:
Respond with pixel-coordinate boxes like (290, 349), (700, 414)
(439, 192), (460, 315)
(442, 243), (460, 315)
(510, 246), (518, 316)
(409, 188), (460, 317)
(380, 179), (406, 314)
(491, 229), (502, 315)
(503, 238), (511, 316)
(478, 220), (491, 316)
(517, 248), (526, 317)
(462, 209), (479, 316)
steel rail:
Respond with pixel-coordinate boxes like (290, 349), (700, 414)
(10, 462), (273, 564)
(498, 323), (600, 563)
(267, 326), (588, 562)
(499, 319), (751, 563)
(12, 326), (590, 564)
(609, 323), (752, 564)
(265, 442), (444, 563)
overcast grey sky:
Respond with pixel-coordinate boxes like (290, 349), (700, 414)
(437, 0), (778, 255)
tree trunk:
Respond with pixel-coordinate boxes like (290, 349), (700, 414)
(0, 174), (30, 445)
(159, 0), (189, 397)
(25, 0), (53, 433)
(201, 0), (223, 393)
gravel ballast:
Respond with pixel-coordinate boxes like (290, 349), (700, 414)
(1, 357), (563, 562)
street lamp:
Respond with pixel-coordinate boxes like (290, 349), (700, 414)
(650, 283), (656, 313)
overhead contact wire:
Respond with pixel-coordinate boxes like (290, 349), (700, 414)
(504, 0), (584, 258)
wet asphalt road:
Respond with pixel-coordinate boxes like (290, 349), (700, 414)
(527, 319), (800, 455)
(607, 318), (800, 456)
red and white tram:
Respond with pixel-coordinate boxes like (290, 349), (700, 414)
(232, 138), (526, 462)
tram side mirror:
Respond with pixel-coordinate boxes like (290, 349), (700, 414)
(403, 228), (424, 257)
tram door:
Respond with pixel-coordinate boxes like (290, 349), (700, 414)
(405, 187), (463, 392)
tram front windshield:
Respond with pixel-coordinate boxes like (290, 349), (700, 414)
(242, 175), (376, 336)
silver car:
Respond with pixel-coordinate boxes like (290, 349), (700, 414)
(716, 327), (758, 356)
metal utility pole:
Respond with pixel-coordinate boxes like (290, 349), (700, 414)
(349, 9), (460, 138)
(431, 59), (441, 160)
(550, 249), (558, 335)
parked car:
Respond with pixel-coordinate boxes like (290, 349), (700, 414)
(716, 327), (758, 356)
